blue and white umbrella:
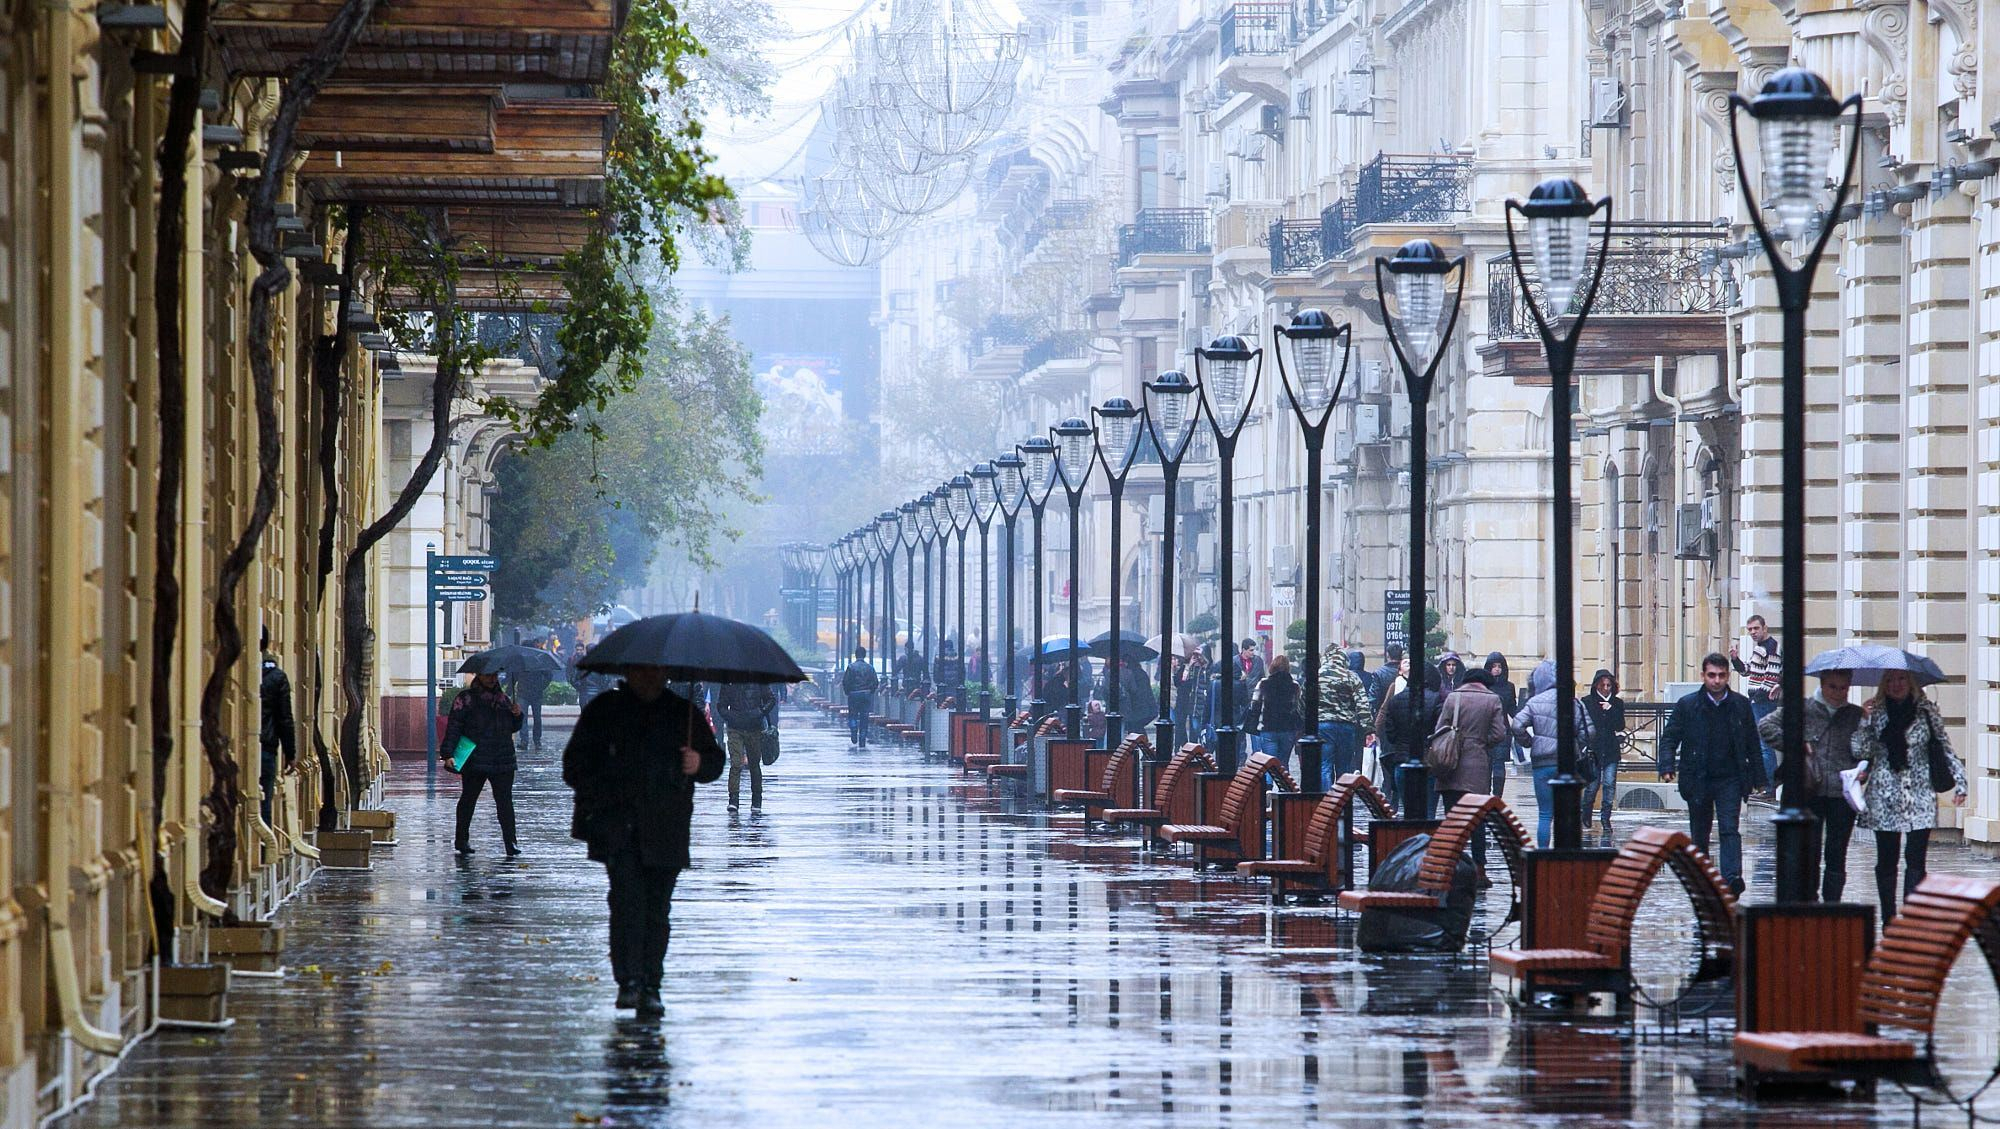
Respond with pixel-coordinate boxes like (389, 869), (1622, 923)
(1802, 644), (1947, 688)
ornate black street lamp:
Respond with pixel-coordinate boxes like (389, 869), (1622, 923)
(995, 451), (1027, 717)
(900, 500), (920, 688)
(1728, 67), (1863, 903)
(1092, 397), (1142, 747)
(970, 462), (999, 718)
(1274, 309), (1355, 793)
(1375, 238), (1467, 814)
(861, 525), (881, 670)
(833, 534), (853, 663)
(1018, 436), (1059, 720)
(1192, 334), (1261, 774)
(1505, 177), (1615, 848)
(1143, 370), (1201, 782)
(932, 484), (956, 698)
(1051, 418), (1097, 739)
(948, 473), (974, 699)
(876, 509), (903, 683)
(799, 542), (828, 664)
(917, 492), (940, 689)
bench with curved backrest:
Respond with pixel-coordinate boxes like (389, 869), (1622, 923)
(1159, 753), (1296, 866)
(1236, 773), (1395, 899)
(983, 713), (1043, 781)
(1490, 825), (1738, 1007)
(1103, 744), (1218, 834)
(1336, 794), (1531, 920)
(885, 688), (929, 744)
(1734, 874), (2000, 1095)
(1051, 733), (1148, 817)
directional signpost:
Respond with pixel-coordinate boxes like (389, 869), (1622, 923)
(426, 548), (498, 771)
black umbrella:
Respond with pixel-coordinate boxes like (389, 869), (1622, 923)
(459, 644), (563, 677)
(1087, 628), (1157, 662)
(576, 611), (807, 685)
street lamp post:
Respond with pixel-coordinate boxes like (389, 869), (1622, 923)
(876, 509), (903, 684)
(1728, 68), (1863, 903)
(1143, 371), (1202, 793)
(866, 526), (883, 673)
(900, 500), (920, 689)
(832, 536), (850, 664)
(1192, 335), (1262, 774)
(1374, 239), (1467, 816)
(1505, 177), (1615, 849)
(1051, 417), (1097, 740)
(800, 542), (828, 667)
(948, 474), (974, 703)
(1019, 437), (1059, 720)
(917, 493), (939, 690)
(1274, 309), (1355, 794)
(1093, 398), (1142, 748)
(970, 462), (999, 718)
(995, 452), (1027, 718)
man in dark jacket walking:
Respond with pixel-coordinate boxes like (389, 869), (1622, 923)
(1370, 644), (1404, 714)
(1582, 669), (1626, 832)
(715, 681), (779, 812)
(1657, 653), (1767, 894)
(562, 664), (725, 1017)
(259, 627), (297, 825)
(841, 646), (879, 747)
(1375, 668), (1443, 814)
(514, 664), (555, 753)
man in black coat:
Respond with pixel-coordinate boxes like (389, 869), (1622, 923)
(514, 663), (555, 753)
(1657, 652), (1767, 895)
(562, 664), (726, 1017)
(258, 626), (297, 825)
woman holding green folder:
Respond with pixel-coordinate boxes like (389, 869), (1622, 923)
(441, 670), (525, 856)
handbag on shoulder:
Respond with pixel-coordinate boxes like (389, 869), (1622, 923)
(1924, 726), (1956, 794)
(1423, 696), (1465, 775)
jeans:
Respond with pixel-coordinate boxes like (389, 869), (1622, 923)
(847, 691), (873, 746)
(455, 768), (517, 851)
(1318, 721), (1363, 790)
(1686, 778), (1745, 887)
(1874, 828), (1932, 921)
(260, 743), (279, 825)
(1750, 696), (1778, 783)
(1437, 788), (1489, 868)
(1581, 760), (1618, 823)
(1809, 794), (1856, 903)
(1487, 748), (1507, 798)
(605, 852), (680, 991)
(725, 728), (766, 808)
(518, 701), (544, 751)
(1531, 764), (1558, 848)
(1254, 729), (1300, 773)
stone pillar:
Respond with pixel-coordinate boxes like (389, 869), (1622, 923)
(1905, 193), (1973, 830)
(1967, 174), (2000, 841)
(1838, 213), (1909, 645)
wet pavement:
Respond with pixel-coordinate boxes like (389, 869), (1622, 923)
(66, 709), (2000, 1127)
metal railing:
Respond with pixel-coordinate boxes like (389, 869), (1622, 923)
(1269, 218), (1323, 274)
(1117, 208), (1212, 265)
(1486, 223), (1731, 339)
(1220, 1), (1296, 58)
(1021, 331), (1091, 373)
(1354, 151), (1474, 226)
(969, 315), (1035, 357)
(1319, 198), (1358, 259)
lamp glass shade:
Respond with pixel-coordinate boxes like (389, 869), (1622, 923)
(899, 503), (920, 547)
(1095, 404), (1139, 474)
(1758, 112), (1839, 243)
(876, 511), (901, 554)
(948, 476), (973, 527)
(970, 463), (998, 519)
(1145, 373), (1198, 460)
(1053, 421), (1094, 491)
(1393, 270), (1446, 362)
(1020, 439), (1057, 504)
(1290, 336), (1335, 412)
(916, 497), (937, 538)
(1529, 212), (1591, 312)
(1207, 355), (1249, 430)
(996, 456), (1026, 511)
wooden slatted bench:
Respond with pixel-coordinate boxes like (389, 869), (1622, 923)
(1103, 744), (1217, 835)
(1734, 874), (2000, 1094)
(1051, 733), (1147, 817)
(1237, 773), (1394, 899)
(1160, 753), (1296, 866)
(1490, 825), (1738, 1007)
(1336, 794), (1530, 917)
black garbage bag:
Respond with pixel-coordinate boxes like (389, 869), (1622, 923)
(1354, 833), (1477, 953)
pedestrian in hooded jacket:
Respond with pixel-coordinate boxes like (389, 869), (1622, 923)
(1431, 669), (1510, 876)
(440, 669), (525, 856)
(1436, 651), (1465, 689)
(1316, 647), (1374, 788)
(1376, 667), (1444, 812)
(1510, 683), (1597, 849)
(1482, 652), (1516, 796)
(258, 626), (297, 826)
(1581, 669), (1626, 832)
(562, 664), (725, 1018)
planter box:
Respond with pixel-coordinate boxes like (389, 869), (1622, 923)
(207, 924), (285, 974)
(159, 963), (229, 1025)
(348, 809), (397, 845)
(316, 829), (373, 869)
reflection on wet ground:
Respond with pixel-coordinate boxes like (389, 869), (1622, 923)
(65, 711), (2000, 1126)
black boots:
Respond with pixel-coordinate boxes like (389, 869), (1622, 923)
(635, 992), (665, 1018)
(615, 983), (640, 1010)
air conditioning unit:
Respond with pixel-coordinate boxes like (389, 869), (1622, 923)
(1590, 78), (1627, 128)
(1162, 150), (1185, 178)
(1352, 402), (1382, 443)
(1360, 358), (1388, 395)
(1231, 550), (1250, 589)
(1197, 480), (1220, 511)
(1206, 161), (1230, 199)
(1223, 129), (1243, 159)
(1336, 74), (1372, 117)
(1195, 532), (1217, 574)
(1290, 82), (1313, 120)
(1259, 104), (1286, 139)
(1145, 494), (1165, 534)
(1271, 544), (1298, 581)
(1244, 134), (1268, 163)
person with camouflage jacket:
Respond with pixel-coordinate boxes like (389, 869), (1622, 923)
(1315, 647), (1376, 790)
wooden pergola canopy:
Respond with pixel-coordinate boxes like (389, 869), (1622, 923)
(383, 269), (572, 313)
(214, 0), (627, 84)
(299, 100), (613, 206)
(298, 87), (503, 153)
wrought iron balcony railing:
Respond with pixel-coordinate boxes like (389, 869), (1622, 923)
(1220, 1), (1297, 58)
(1117, 208), (1212, 266)
(1354, 151), (1474, 226)
(1320, 198), (1358, 259)
(1486, 223), (1732, 340)
(1269, 218), (1323, 274)
(969, 315), (1035, 357)
(1021, 331), (1092, 373)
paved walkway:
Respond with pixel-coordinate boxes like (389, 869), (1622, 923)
(65, 709), (2000, 1127)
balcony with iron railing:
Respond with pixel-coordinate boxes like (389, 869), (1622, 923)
(1117, 208), (1212, 266)
(1354, 151), (1474, 225)
(969, 315), (1035, 359)
(1020, 330), (1092, 373)
(1486, 223), (1731, 340)
(1270, 218), (1323, 274)
(1220, 1), (1297, 58)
